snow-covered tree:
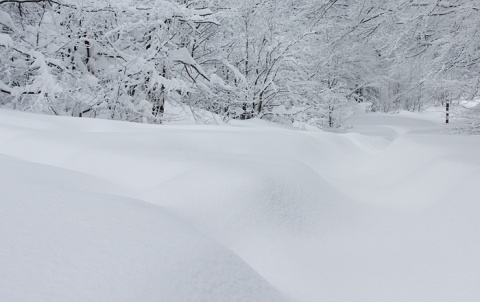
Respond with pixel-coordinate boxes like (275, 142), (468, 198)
(0, 0), (219, 122)
(0, 0), (478, 131)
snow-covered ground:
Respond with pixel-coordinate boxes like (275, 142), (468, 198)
(1, 107), (479, 302)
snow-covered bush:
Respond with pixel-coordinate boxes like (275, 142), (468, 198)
(448, 99), (480, 134)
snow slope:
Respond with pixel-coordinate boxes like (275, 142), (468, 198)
(1, 107), (479, 302)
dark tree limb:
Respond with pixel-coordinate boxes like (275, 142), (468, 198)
(0, 0), (60, 5)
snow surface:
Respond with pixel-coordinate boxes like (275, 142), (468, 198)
(1, 107), (479, 302)
(0, 33), (13, 48)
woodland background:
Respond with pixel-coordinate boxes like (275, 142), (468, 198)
(1, 0), (479, 130)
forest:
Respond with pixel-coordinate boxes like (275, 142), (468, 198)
(0, 0), (479, 130)
(2, 1), (480, 301)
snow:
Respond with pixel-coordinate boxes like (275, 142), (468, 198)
(170, 48), (210, 80)
(170, 48), (197, 66)
(0, 33), (13, 48)
(1, 106), (480, 302)
(0, 9), (17, 32)
(460, 98), (480, 109)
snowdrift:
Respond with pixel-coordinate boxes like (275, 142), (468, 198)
(0, 155), (287, 302)
(1, 108), (479, 302)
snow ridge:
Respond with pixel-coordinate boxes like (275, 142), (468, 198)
(1, 108), (479, 302)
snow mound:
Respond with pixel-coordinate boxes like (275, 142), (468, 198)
(1, 108), (480, 302)
(0, 155), (288, 302)
(142, 158), (361, 242)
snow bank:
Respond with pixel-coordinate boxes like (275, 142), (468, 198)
(0, 154), (287, 302)
(1, 108), (480, 302)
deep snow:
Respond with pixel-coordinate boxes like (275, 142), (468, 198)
(1, 107), (479, 302)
